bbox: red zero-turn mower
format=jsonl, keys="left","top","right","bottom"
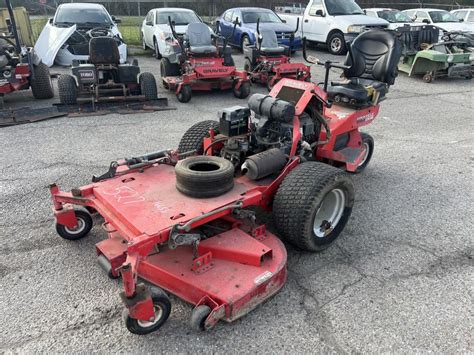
{"left": 49, "top": 29, "right": 401, "bottom": 335}
{"left": 160, "top": 17, "right": 250, "bottom": 103}
{"left": 244, "top": 18, "right": 310, "bottom": 91}
{"left": 0, "top": 0, "right": 53, "bottom": 108}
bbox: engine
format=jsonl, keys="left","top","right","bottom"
{"left": 216, "top": 94, "right": 321, "bottom": 180}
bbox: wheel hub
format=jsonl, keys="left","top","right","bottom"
{"left": 358, "top": 142, "right": 370, "bottom": 167}
{"left": 137, "top": 305, "right": 163, "bottom": 327}
{"left": 313, "top": 189, "right": 346, "bottom": 238}
{"left": 331, "top": 38, "right": 342, "bottom": 52}
{"left": 64, "top": 218, "right": 85, "bottom": 235}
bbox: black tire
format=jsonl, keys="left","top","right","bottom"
{"left": 233, "top": 80, "right": 250, "bottom": 99}
{"left": 57, "top": 74, "right": 78, "bottom": 105}
{"left": 30, "top": 62, "right": 54, "bottom": 99}
{"left": 175, "top": 156, "right": 234, "bottom": 198}
{"left": 273, "top": 162, "right": 355, "bottom": 252}
{"left": 160, "top": 57, "right": 180, "bottom": 77}
{"left": 327, "top": 32, "right": 347, "bottom": 56}
{"left": 423, "top": 73, "right": 434, "bottom": 83}
{"left": 153, "top": 39, "right": 162, "bottom": 59}
{"left": 139, "top": 72, "right": 157, "bottom": 100}
{"left": 55, "top": 207, "right": 93, "bottom": 241}
{"left": 354, "top": 133, "right": 374, "bottom": 174}
{"left": 178, "top": 120, "right": 220, "bottom": 157}
{"left": 177, "top": 84, "right": 192, "bottom": 103}
{"left": 123, "top": 287, "right": 171, "bottom": 335}
{"left": 241, "top": 34, "right": 250, "bottom": 52}
{"left": 190, "top": 305, "right": 211, "bottom": 331}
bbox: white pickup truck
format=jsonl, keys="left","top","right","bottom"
{"left": 278, "top": 0, "right": 389, "bottom": 55}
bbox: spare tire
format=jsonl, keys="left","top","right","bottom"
{"left": 175, "top": 156, "right": 234, "bottom": 198}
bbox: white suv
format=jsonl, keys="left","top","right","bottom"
{"left": 451, "top": 9, "right": 474, "bottom": 24}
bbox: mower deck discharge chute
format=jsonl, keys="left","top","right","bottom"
{"left": 161, "top": 17, "right": 250, "bottom": 103}
{"left": 49, "top": 29, "right": 402, "bottom": 335}
{"left": 244, "top": 18, "right": 311, "bottom": 90}
{"left": 57, "top": 36, "right": 170, "bottom": 113}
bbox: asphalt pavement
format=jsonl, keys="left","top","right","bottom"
{"left": 1, "top": 47, "right": 473, "bottom": 353}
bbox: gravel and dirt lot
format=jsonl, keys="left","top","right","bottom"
{"left": 1, "top": 47, "right": 473, "bottom": 353}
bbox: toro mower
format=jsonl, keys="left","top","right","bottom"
{"left": 244, "top": 18, "right": 310, "bottom": 90}
{"left": 49, "top": 29, "right": 401, "bottom": 335}
{"left": 160, "top": 17, "right": 250, "bottom": 103}
{"left": 57, "top": 35, "right": 159, "bottom": 106}
{"left": 397, "top": 25, "right": 473, "bottom": 83}
{"left": 0, "top": 0, "right": 53, "bottom": 108}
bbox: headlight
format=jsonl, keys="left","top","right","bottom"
{"left": 447, "top": 54, "right": 454, "bottom": 63}
{"left": 347, "top": 25, "right": 364, "bottom": 33}
{"left": 160, "top": 32, "right": 172, "bottom": 41}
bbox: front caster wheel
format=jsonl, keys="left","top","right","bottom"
{"left": 123, "top": 287, "right": 171, "bottom": 335}
{"left": 55, "top": 207, "right": 93, "bottom": 241}
{"left": 232, "top": 80, "right": 250, "bottom": 99}
{"left": 190, "top": 305, "right": 211, "bottom": 331}
{"left": 177, "top": 85, "right": 192, "bottom": 103}
{"left": 354, "top": 132, "right": 374, "bottom": 174}
{"left": 423, "top": 73, "right": 434, "bottom": 83}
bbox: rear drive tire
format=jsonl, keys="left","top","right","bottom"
{"left": 160, "top": 57, "right": 180, "bottom": 77}
{"left": 273, "top": 162, "right": 355, "bottom": 252}
{"left": 232, "top": 80, "right": 250, "bottom": 99}
{"left": 177, "top": 84, "right": 192, "bottom": 103}
{"left": 57, "top": 74, "right": 78, "bottom": 105}
{"left": 175, "top": 156, "right": 234, "bottom": 198}
{"left": 178, "top": 120, "right": 220, "bottom": 157}
{"left": 327, "top": 32, "right": 347, "bottom": 56}
{"left": 30, "top": 62, "right": 54, "bottom": 99}
{"left": 354, "top": 133, "right": 374, "bottom": 174}
{"left": 139, "top": 72, "right": 157, "bottom": 100}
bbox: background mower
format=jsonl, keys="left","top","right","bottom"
{"left": 397, "top": 25, "right": 473, "bottom": 83}
{"left": 48, "top": 29, "right": 401, "bottom": 336}
{"left": 0, "top": 0, "right": 53, "bottom": 108}
{"left": 57, "top": 36, "right": 158, "bottom": 105}
{"left": 244, "top": 18, "right": 310, "bottom": 90}
{"left": 160, "top": 16, "right": 250, "bottom": 103}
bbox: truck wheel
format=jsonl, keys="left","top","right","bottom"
{"left": 178, "top": 120, "right": 220, "bottom": 158}
{"left": 123, "top": 287, "right": 171, "bottom": 335}
{"left": 153, "top": 39, "right": 162, "bottom": 59}
{"left": 273, "top": 162, "right": 355, "bottom": 252}
{"left": 190, "top": 305, "right": 211, "bottom": 331}
{"left": 55, "top": 207, "right": 93, "bottom": 241}
{"left": 58, "top": 74, "right": 78, "bottom": 105}
{"left": 30, "top": 62, "right": 54, "bottom": 99}
{"left": 160, "top": 57, "right": 180, "bottom": 77}
{"left": 354, "top": 133, "right": 374, "bottom": 173}
{"left": 327, "top": 32, "right": 347, "bottom": 56}
{"left": 139, "top": 72, "right": 157, "bottom": 100}
{"left": 177, "top": 84, "right": 192, "bottom": 103}
{"left": 175, "top": 156, "right": 234, "bottom": 198}
{"left": 233, "top": 80, "right": 250, "bottom": 99}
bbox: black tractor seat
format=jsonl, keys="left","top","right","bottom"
{"left": 186, "top": 23, "right": 217, "bottom": 55}
{"left": 326, "top": 30, "right": 402, "bottom": 107}
{"left": 259, "top": 29, "right": 286, "bottom": 56}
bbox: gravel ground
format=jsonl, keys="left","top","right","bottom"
{"left": 1, "top": 47, "right": 473, "bottom": 353}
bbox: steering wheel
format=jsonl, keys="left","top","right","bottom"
{"left": 87, "top": 27, "right": 113, "bottom": 38}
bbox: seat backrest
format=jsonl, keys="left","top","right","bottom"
{"left": 396, "top": 25, "right": 439, "bottom": 54}
{"left": 343, "top": 30, "right": 402, "bottom": 85}
{"left": 186, "top": 22, "right": 212, "bottom": 48}
{"left": 89, "top": 37, "right": 120, "bottom": 65}
{"left": 260, "top": 29, "right": 279, "bottom": 49}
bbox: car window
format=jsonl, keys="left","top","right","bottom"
{"left": 145, "top": 11, "right": 153, "bottom": 24}
{"left": 308, "top": 0, "right": 324, "bottom": 16}
{"left": 429, "top": 10, "right": 460, "bottom": 23}
{"left": 377, "top": 10, "right": 412, "bottom": 23}
{"left": 224, "top": 11, "right": 233, "bottom": 22}
{"left": 365, "top": 10, "right": 376, "bottom": 17}
{"left": 325, "top": 0, "right": 365, "bottom": 16}
{"left": 452, "top": 11, "right": 467, "bottom": 20}
{"left": 55, "top": 7, "right": 112, "bottom": 25}
{"left": 468, "top": 11, "right": 474, "bottom": 22}
{"left": 404, "top": 10, "right": 415, "bottom": 19}
{"left": 156, "top": 11, "right": 201, "bottom": 25}
{"left": 414, "top": 11, "right": 429, "bottom": 22}
{"left": 231, "top": 11, "right": 240, "bottom": 23}
{"left": 241, "top": 10, "right": 282, "bottom": 23}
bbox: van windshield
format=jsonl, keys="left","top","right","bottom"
{"left": 55, "top": 7, "right": 112, "bottom": 26}
{"left": 325, "top": 0, "right": 364, "bottom": 16}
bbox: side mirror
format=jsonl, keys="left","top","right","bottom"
{"left": 363, "top": 9, "right": 367, "bottom": 15}
{"left": 48, "top": 18, "right": 53, "bottom": 24}
{"left": 315, "top": 9, "right": 325, "bottom": 17}
{"left": 422, "top": 19, "right": 431, "bottom": 24}
{"left": 112, "top": 16, "right": 121, "bottom": 24}
{"left": 459, "top": 18, "right": 464, "bottom": 22}
{"left": 282, "top": 19, "right": 287, "bottom": 23}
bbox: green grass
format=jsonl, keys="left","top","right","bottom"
{"left": 30, "top": 16, "right": 143, "bottom": 46}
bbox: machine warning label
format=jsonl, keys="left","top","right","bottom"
{"left": 254, "top": 271, "right": 273, "bottom": 285}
